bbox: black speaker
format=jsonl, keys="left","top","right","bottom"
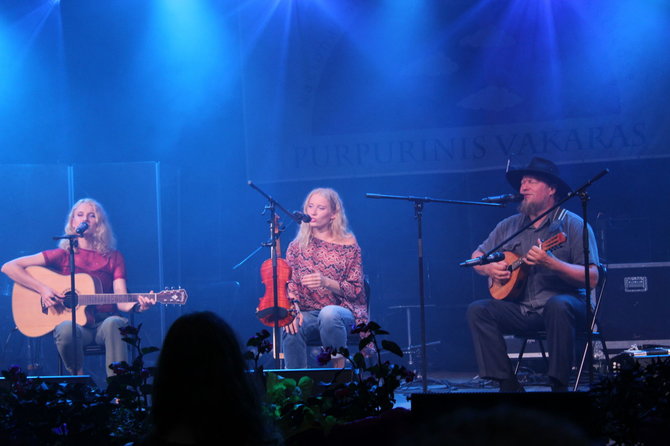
{"left": 601, "top": 262, "right": 670, "bottom": 347}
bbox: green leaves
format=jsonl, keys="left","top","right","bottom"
{"left": 253, "top": 321, "right": 416, "bottom": 443}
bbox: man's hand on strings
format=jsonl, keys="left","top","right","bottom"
{"left": 524, "top": 239, "right": 555, "bottom": 269}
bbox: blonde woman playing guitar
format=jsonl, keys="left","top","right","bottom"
{"left": 2, "top": 198, "right": 157, "bottom": 376}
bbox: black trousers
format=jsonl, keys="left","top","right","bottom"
{"left": 467, "top": 294, "right": 586, "bottom": 386}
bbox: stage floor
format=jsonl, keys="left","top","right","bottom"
{"left": 392, "top": 370, "right": 596, "bottom": 409}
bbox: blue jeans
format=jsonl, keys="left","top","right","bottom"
{"left": 282, "top": 305, "right": 355, "bottom": 369}
{"left": 53, "top": 315, "right": 129, "bottom": 376}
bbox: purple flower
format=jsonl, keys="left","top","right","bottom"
{"left": 259, "top": 339, "right": 273, "bottom": 355}
{"left": 317, "top": 347, "right": 335, "bottom": 366}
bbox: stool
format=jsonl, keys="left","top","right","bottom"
{"left": 58, "top": 344, "right": 106, "bottom": 376}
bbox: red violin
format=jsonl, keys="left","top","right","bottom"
{"left": 256, "top": 216, "right": 295, "bottom": 327}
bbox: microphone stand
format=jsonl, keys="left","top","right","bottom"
{"left": 366, "top": 193, "right": 502, "bottom": 393}
{"left": 459, "top": 169, "right": 609, "bottom": 390}
{"left": 572, "top": 169, "right": 609, "bottom": 390}
{"left": 247, "top": 181, "right": 306, "bottom": 369}
{"left": 52, "top": 232, "right": 83, "bottom": 375}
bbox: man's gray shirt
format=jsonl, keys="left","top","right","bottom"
{"left": 478, "top": 207, "right": 599, "bottom": 315}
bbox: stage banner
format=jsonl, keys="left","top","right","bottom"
{"left": 238, "top": 0, "right": 670, "bottom": 183}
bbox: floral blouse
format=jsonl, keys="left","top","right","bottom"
{"left": 286, "top": 237, "right": 367, "bottom": 326}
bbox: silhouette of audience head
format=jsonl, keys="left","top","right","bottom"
{"left": 147, "top": 311, "right": 275, "bottom": 445}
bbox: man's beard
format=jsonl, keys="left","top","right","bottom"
{"left": 518, "top": 199, "right": 543, "bottom": 217}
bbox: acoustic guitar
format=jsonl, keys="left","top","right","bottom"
{"left": 12, "top": 266, "right": 188, "bottom": 337}
{"left": 488, "top": 232, "right": 567, "bottom": 300}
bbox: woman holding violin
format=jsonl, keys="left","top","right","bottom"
{"left": 283, "top": 187, "right": 367, "bottom": 369}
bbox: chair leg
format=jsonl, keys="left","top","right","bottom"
{"left": 599, "top": 336, "right": 611, "bottom": 375}
{"left": 515, "top": 338, "right": 529, "bottom": 375}
{"left": 537, "top": 339, "right": 548, "bottom": 367}
{"left": 573, "top": 336, "right": 600, "bottom": 391}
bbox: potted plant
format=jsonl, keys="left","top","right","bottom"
{"left": 246, "top": 322, "right": 415, "bottom": 445}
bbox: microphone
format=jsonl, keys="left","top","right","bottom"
{"left": 292, "top": 211, "right": 312, "bottom": 223}
{"left": 75, "top": 221, "right": 89, "bottom": 235}
{"left": 481, "top": 194, "right": 523, "bottom": 204}
{"left": 459, "top": 252, "right": 505, "bottom": 267}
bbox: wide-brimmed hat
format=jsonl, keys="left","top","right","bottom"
{"left": 506, "top": 157, "right": 572, "bottom": 198}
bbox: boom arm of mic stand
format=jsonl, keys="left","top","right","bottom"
{"left": 366, "top": 193, "right": 504, "bottom": 207}
{"left": 248, "top": 181, "right": 305, "bottom": 224}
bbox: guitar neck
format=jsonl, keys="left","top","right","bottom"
{"left": 509, "top": 258, "right": 524, "bottom": 271}
{"left": 77, "top": 293, "right": 150, "bottom": 306}
{"left": 508, "top": 232, "right": 567, "bottom": 271}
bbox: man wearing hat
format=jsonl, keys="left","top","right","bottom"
{"left": 466, "top": 157, "right": 600, "bottom": 392}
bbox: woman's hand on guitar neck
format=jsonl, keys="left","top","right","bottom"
{"left": 136, "top": 294, "right": 156, "bottom": 312}
{"left": 118, "top": 293, "right": 156, "bottom": 313}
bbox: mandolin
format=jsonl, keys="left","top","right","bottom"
{"left": 488, "top": 232, "right": 567, "bottom": 300}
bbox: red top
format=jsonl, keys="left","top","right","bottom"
{"left": 286, "top": 237, "right": 367, "bottom": 326}
{"left": 42, "top": 248, "right": 126, "bottom": 318}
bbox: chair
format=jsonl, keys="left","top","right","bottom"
{"left": 58, "top": 343, "right": 106, "bottom": 376}
{"left": 512, "top": 264, "right": 611, "bottom": 388}
{"left": 57, "top": 313, "right": 136, "bottom": 376}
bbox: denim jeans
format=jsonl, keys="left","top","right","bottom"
{"left": 282, "top": 305, "right": 355, "bottom": 369}
{"left": 53, "top": 315, "right": 129, "bottom": 376}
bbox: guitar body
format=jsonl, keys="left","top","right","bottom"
{"left": 488, "top": 251, "right": 527, "bottom": 300}
{"left": 12, "top": 266, "right": 98, "bottom": 338}
{"left": 11, "top": 266, "right": 189, "bottom": 338}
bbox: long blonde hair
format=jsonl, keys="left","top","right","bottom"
{"left": 58, "top": 198, "right": 117, "bottom": 254}
{"left": 294, "top": 188, "right": 353, "bottom": 249}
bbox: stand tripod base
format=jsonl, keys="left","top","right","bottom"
{"left": 398, "top": 376, "right": 453, "bottom": 393}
